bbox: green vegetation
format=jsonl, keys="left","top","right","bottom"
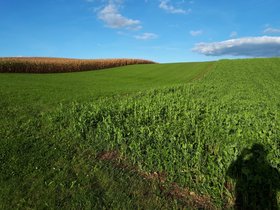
{"left": 0, "top": 62, "right": 211, "bottom": 113}
{"left": 0, "top": 61, "right": 212, "bottom": 209}
{"left": 1, "top": 58, "right": 279, "bottom": 209}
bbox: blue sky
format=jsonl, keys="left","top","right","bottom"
{"left": 1, "top": 0, "right": 280, "bottom": 63}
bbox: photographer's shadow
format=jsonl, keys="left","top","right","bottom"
{"left": 227, "top": 143, "right": 280, "bottom": 210}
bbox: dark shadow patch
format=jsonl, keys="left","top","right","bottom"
{"left": 227, "top": 143, "right": 280, "bottom": 209}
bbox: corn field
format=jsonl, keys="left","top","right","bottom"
{"left": 0, "top": 57, "right": 155, "bottom": 73}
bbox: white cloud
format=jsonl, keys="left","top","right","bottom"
{"left": 159, "top": 0, "right": 190, "bottom": 14}
{"left": 190, "top": 30, "right": 203, "bottom": 36}
{"left": 263, "top": 27, "right": 280, "bottom": 34}
{"left": 134, "top": 33, "right": 158, "bottom": 40}
{"left": 230, "top": 31, "right": 238, "bottom": 38}
{"left": 97, "top": 3, "right": 141, "bottom": 30}
{"left": 193, "top": 36, "right": 280, "bottom": 57}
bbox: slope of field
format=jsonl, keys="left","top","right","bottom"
{"left": 0, "top": 61, "right": 213, "bottom": 209}
{"left": 0, "top": 62, "right": 212, "bottom": 112}
{"left": 0, "top": 57, "right": 155, "bottom": 73}
{"left": 45, "top": 58, "right": 280, "bottom": 208}
{"left": 1, "top": 58, "right": 280, "bottom": 209}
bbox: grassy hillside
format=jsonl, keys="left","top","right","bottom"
{"left": 0, "top": 61, "right": 212, "bottom": 209}
{"left": 1, "top": 58, "right": 280, "bottom": 209}
{"left": 0, "top": 62, "right": 212, "bottom": 112}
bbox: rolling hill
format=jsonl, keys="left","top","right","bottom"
{"left": 0, "top": 58, "right": 279, "bottom": 209}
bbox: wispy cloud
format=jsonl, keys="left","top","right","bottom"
{"left": 193, "top": 36, "right": 280, "bottom": 57}
{"left": 190, "top": 30, "right": 203, "bottom": 36}
{"left": 263, "top": 27, "right": 280, "bottom": 34}
{"left": 97, "top": 2, "right": 141, "bottom": 30}
{"left": 230, "top": 31, "right": 238, "bottom": 38}
{"left": 159, "top": 0, "right": 190, "bottom": 14}
{"left": 135, "top": 33, "right": 158, "bottom": 40}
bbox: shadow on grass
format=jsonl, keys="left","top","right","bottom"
{"left": 227, "top": 143, "right": 280, "bottom": 210}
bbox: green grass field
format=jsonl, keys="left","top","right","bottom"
{"left": 0, "top": 62, "right": 211, "bottom": 110}
{"left": 1, "top": 58, "right": 279, "bottom": 209}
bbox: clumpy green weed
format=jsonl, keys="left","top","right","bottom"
{"left": 1, "top": 58, "right": 280, "bottom": 209}
{"left": 53, "top": 59, "right": 280, "bottom": 208}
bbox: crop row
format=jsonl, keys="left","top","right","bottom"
{"left": 0, "top": 57, "right": 155, "bottom": 73}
